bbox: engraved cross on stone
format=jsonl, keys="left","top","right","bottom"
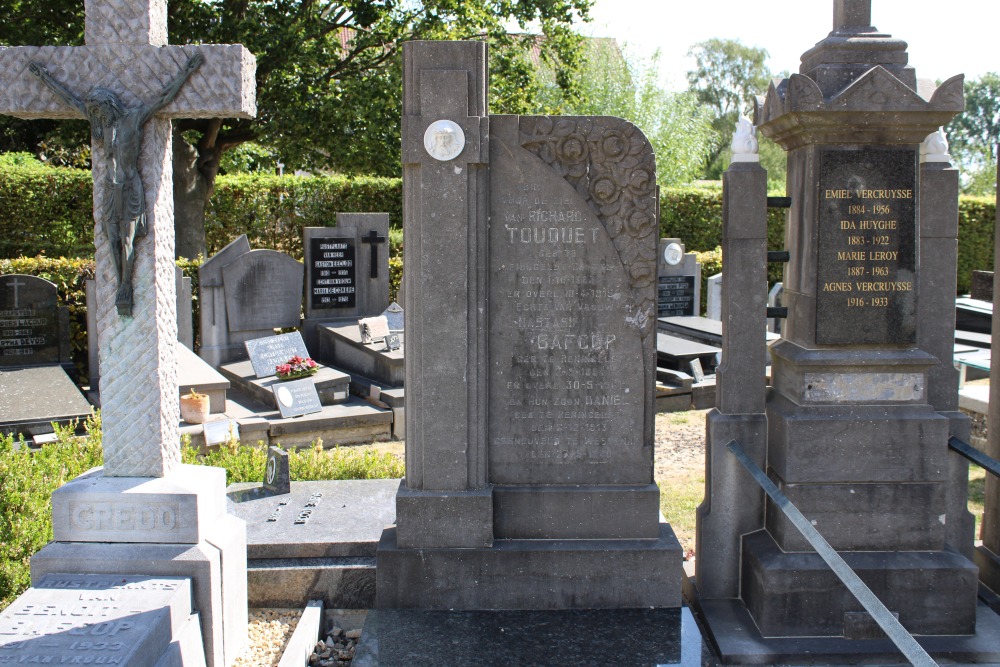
{"left": 834, "top": 0, "right": 873, "bottom": 32}
{"left": 5, "top": 278, "right": 26, "bottom": 309}
{"left": 0, "top": 0, "right": 255, "bottom": 478}
{"left": 361, "top": 230, "right": 387, "bottom": 279}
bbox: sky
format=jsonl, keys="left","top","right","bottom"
{"left": 577, "top": 0, "right": 999, "bottom": 91}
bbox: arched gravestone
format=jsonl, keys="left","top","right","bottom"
{"left": 376, "top": 41, "right": 682, "bottom": 610}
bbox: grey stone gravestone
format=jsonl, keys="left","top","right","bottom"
{"left": 0, "top": 0, "right": 256, "bottom": 664}
{"left": 245, "top": 331, "right": 311, "bottom": 379}
{"left": 695, "top": 2, "right": 1000, "bottom": 662}
{"left": 272, "top": 377, "right": 323, "bottom": 419}
{"left": 704, "top": 273, "right": 722, "bottom": 320}
{"left": 982, "top": 150, "right": 1000, "bottom": 606}
{"left": 0, "top": 274, "right": 92, "bottom": 436}
{"left": 0, "top": 574, "right": 205, "bottom": 667}
{"left": 375, "top": 41, "right": 681, "bottom": 611}
{"left": 657, "top": 238, "right": 700, "bottom": 317}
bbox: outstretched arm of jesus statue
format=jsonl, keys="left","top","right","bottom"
{"left": 28, "top": 63, "right": 87, "bottom": 118}
{"left": 141, "top": 51, "right": 204, "bottom": 123}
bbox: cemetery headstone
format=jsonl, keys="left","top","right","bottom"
{"left": 695, "top": 3, "right": 1000, "bottom": 662}
{"left": 245, "top": 331, "right": 311, "bottom": 379}
{"left": 0, "top": 1, "right": 256, "bottom": 664}
{"left": 982, "top": 149, "right": 1000, "bottom": 606}
{"left": 375, "top": 41, "right": 681, "bottom": 612}
{"left": 704, "top": 273, "right": 722, "bottom": 320}
{"left": 972, "top": 270, "right": 993, "bottom": 302}
{"left": 382, "top": 302, "right": 404, "bottom": 332}
{"left": 358, "top": 316, "right": 390, "bottom": 344}
{"left": 0, "top": 274, "right": 92, "bottom": 436}
{"left": 272, "top": 377, "right": 323, "bottom": 419}
{"left": 304, "top": 213, "right": 390, "bottom": 322}
{"left": 657, "top": 238, "right": 700, "bottom": 317}
{"left": 0, "top": 274, "right": 71, "bottom": 369}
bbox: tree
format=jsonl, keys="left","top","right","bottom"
{"left": 946, "top": 73, "right": 1000, "bottom": 196}
{"left": 686, "top": 38, "right": 772, "bottom": 178}
{"left": 1, "top": 0, "right": 592, "bottom": 258}
{"left": 538, "top": 41, "right": 717, "bottom": 187}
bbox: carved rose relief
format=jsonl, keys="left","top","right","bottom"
{"left": 521, "top": 116, "right": 657, "bottom": 331}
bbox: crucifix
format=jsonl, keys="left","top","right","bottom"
{"left": 4, "top": 277, "right": 26, "bottom": 309}
{"left": 361, "top": 229, "right": 387, "bottom": 278}
{"left": 0, "top": 0, "right": 255, "bottom": 477}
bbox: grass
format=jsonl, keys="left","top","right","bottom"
{"left": 658, "top": 472, "right": 704, "bottom": 557}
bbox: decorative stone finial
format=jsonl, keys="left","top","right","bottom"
{"left": 730, "top": 115, "right": 759, "bottom": 163}
{"left": 920, "top": 127, "right": 951, "bottom": 163}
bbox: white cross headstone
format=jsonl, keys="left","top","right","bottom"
{"left": 0, "top": 0, "right": 255, "bottom": 477}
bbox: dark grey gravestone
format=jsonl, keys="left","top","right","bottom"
{"left": 378, "top": 41, "right": 682, "bottom": 613}
{"left": 304, "top": 213, "right": 390, "bottom": 321}
{"left": 223, "top": 249, "right": 303, "bottom": 333}
{"left": 264, "top": 446, "right": 290, "bottom": 494}
{"left": 0, "top": 574, "right": 201, "bottom": 666}
{"left": 272, "top": 377, "right": 323, "bottom": 419}
{"left": 245, "top": 331, "right": 311, "bottom": 379}
{"left": 657, "top": 239, "right": 701, "bottom": 317}
{"left": 696, "top": 1, "right": 992, "bottom": 660}
{"left": 0, "top": 274, "right": 70, "bottom": 368}
{"left": 972, "top": 270, "right": 994, "bottom": 302}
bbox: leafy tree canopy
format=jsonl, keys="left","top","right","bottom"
{"left": 946, "top": 72, "right": 1000, "bottom": 196}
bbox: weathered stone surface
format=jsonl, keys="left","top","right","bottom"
{"left": 0, "top": 366, "right": 93, "bottom": 436}
{"left": 0, "top": 574, "right": 197, "bottom": 667}
{"left": 223, "top": 251, "right": 303, "bottom": 333}
{"left": 0, "top": 274, "right": 70, "bottom": 367}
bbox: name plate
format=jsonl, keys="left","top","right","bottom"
{"left": 816, "top": 148, "right": 917, "bottom": 345}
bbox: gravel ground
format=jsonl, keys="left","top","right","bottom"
{"left": 654, "top": 409, "right": 709, "bottom": 478}
{"left": 234, "top": 609, "right": 302, "bottom": 667}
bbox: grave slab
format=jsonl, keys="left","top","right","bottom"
{"left": 0, "top": 366, "right": 93, "bottom": 436}
{"left": 352, "top": 607, "right": 706, "bottom": 667}
{"left": 219, "top": 359, "right": 349, "bottom": 410}
{"left": 0, "top": 574, "right": 200, "bottom": 667}
{"left": 178, "top": 343, "right": 229, "bottom": 414}
{"left": 313, "top": 323, "right": 404, "bottom": 387}
{"left": 227, "top": 479, "right": 398, "bottom": 608}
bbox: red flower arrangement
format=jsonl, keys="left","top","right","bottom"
{"left": 275, "top": 355, "right": 318, "bottom": 381}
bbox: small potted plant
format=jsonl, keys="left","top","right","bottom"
{"left": 275, "top": 355, "right": 319, "bottom": 381}
{"left": 179, "top": 387, "right": 210, "bottom": 424}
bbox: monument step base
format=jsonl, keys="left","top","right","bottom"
{"left": 695, "top": 598, "right": 1000, "bottom": 665}
{"left": 182, "top": 392, "right": 393, "bottom": 449}
{"left": 376, "top": 522, "right": 683, "bottom": 610}
{"left": 742, "top": 531, "right": 979, "bottom": 637}
{"left": 218, "top": 359, "right": 350, "bottom": 410}
{"left": 352, "top": 607, "right": 706, "bottom": 666}
{"left": 248, "top": 557, "right": 375, "bottom": 609}
{"left": 313, "top": 322, "right": 404, "bottom": 387}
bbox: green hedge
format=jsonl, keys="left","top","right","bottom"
{"left": 1, "top": 164, "right": 994, "bottom": 295}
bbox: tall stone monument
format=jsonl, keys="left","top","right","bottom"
{"left": 695, "top": 1, "right": 1000, "bottom": 662}
{"left": 0, "top": 1, "right": 255, "bottom": 665}
{"left": 376, "top": 41, "right": 681, "bottom": 609}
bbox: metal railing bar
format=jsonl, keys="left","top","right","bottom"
{"left": 948, "top": 436, "right": 1000, "bottom": 479}
{"left": 725, "top": 440, "right": 938, "bottom": 667}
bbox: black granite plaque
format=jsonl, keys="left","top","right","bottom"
{"left": 264, "top": 445, "right": 291, "bottom": 494}
{"left": 657, "top": 275, "right": 696, "bottom": 317}
{"left": 816, "top": 148, "right": 917, "bottom": 345}
{"left": 272, "top": 377, "right": 323, "bottom": 418}
{"left": 245, "top": 331, "right": 311, "bottom": 378}
{"left": 0, "top": 275, "right": 63, "bottom": 367}
{"left": 309, "top": 237, "right": 356, "bottom": 310}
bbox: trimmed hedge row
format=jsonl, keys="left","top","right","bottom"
{"left": 0, "top": 165, "right": 994, "bottom": 294}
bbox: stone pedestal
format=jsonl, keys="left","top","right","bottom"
{"left": 31, "top": 465, "right": 247, "bottom": 667}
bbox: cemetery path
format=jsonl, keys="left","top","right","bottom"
{"left": 654, "top": 409, "right": 708, "bottom": 479}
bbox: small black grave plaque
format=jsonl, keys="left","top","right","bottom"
{"left": 657, "top": 275, "right": 696, "bottom": 317}
{"left": 245, "top": 331, "right": 311, "bottom": 379}
{"left": 264, "top": 445, "right": 291, "bottom": 494}
{"left": 272, "top": 377, "right": 323, "bottom": 418}
{"left": 816, "top": 148, "right": 917, "bottom": 345}
{"left": 309, "top": 237, "right": 357, "bottom": 310}
{"left": 0, "top": 275, "right": 66, "bottom": 367}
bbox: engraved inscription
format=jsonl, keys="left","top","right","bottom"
{"left": 69, "top": 502, "right": 178, "bottom": 532}
{"left": 816, "top": 149, "right": 917, "bottom": 344}
{"left": 309, "top": 237, "right": 356, "bottom": 309}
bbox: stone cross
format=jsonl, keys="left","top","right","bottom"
{"left": 834, "top": 0, "right": 872, "bottom": 31}
{"left": 0, "top": 0, "right": 255, "bottom": 477}
{"left": 361, "top": 229, "right": 387, "bottom": 278}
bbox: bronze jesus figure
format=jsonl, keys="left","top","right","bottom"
{"left": 29, "top": 52, "right": 204, "bottom": 316}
